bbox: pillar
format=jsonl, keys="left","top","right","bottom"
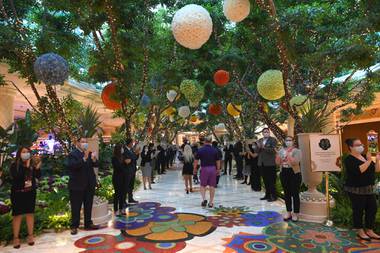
{"left": 0, "top": 86, "right": 16, "bottom": 129}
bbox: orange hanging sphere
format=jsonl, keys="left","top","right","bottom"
{"left": 101, "top": 83, "right": 122, "bottom": 110}
{"left": 213, "top": 70, "right": 230, "bottom": 87}
{"left": 208, "top": 104, "right": 222, "bottom": 116}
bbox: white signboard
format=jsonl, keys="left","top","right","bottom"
{"left": 310, "top": 134, "right": 341, "bottom": 172}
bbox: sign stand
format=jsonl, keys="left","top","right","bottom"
{"left": 324, "top": 172, "right": 333, "bottom": 227}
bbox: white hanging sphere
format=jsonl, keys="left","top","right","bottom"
{"left": 223, "top": 0, "right": 250, "bottom": 23}
{"left": 178, "top": 106, "right": 191, "bottom": 118}
{"left": 166, "top": 90, "right": 177, "bottom": 102}
{"left": 215, "top": 123, "right": 226, "bottom": 131}
{"left": 171, "top": 4, "right": 213, "bottom": 50}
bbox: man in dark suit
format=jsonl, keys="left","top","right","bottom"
{"left": 257, "top": 128, "right": 278, "bottom": 202}
{"left": 67, "top": 137, "right": 99, "bottom": 235}
{"left": 123, "top": 138, "right": 140, "bottom": 204}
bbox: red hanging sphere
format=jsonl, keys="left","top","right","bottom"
{"left": 101, "top": 83, "right": 122, "bottom": 110}
{"left": 208, "top": 104, "right": 223, "bottom": 116}
{"left": 213, "top": 70, "right": 230, "bottom": 87}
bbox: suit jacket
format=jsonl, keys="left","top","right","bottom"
{"left": 257, "top": 137, "right": 277, "bottom": 167}
{"left": 67, "top": 148, "right": 98, "bottom": 191}
{"left": 123, "top": 148, "right": 138, "bottom": 173}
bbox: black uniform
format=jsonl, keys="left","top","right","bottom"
{"left": 67, "top": 148, "right": 98, "bottom": 229}
{"left": 123, "top": 147, "right": 138, "bottom": 202}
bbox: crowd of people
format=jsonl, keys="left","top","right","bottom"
{"left": 7, "top": 129, "right": 380, "bottom": 248}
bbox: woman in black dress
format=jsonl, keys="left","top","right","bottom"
{"left": 182, "top": 144, "right": 194, "bottom": 194}
{"left": 112, "top": 144, "right": 127, "bottom": 215}
{"left": 223, "top": 144, "right": 233, "bottom": 175}
{"left": 344, "top": 138, "right": 380, "bottom": 241}
{"left": 10, "top": 146, "right": 41, "bottom": 248}
{"left": 250, "top": 141, "right": 261, "bottom": 191}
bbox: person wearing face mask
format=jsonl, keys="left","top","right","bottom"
{"left": 276, "top": 136, "right": 302, "bottom": 222}
{"left": 257, "top": 128, "right": 278, "bottom": 202}
{"left": 344, "top": 138, "right": 380, "bottom": 241}
{"left": 67, "top": 137, "right": 99, "bottom": 235}
{"left": 140, "top": 144, "right": 154, "bottom": 190}
{"left": 123, "top": 138, "right": 140, "bottom": 205}
{"left": 10, "top": 146, "right": 41, "bottom": 248}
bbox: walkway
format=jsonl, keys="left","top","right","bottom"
{"left": 2, "top": 163, "right": 380, "bottom": 252}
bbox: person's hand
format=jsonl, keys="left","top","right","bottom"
{"left": 84, "top": 150, "right": 90, "bottom": 159}
{"left": 91, "top": 152, "right": 97, "bottom": 161}
{"left": 366, "top": 152, "right": 372, "bottom": 161}
{"left": 126, "top": 158, "right": 132, "bottom": 164}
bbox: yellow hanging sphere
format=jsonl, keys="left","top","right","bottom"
{"left": 257, "top": 70, "right": 285, "bottom": 101}
{"left": 290, "top": 95, "right": 311, "bottom": 113}
{"left": 227, "top": 103, "right": 242, "bottom": 117}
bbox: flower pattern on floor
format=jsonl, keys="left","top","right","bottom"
{"left": 241, "top": 211, "right": 283, "bottom": 227}
{"left": 74, "top": 233, "right": 186, "bottom": 253}
{"left": 223, "top": 232, "right": 284, "bottom": 253}
{"left": 263, "top": 221, "right": 379, "bottom": 252}
{"left": 122, "top": 212, "right": 216, "bottom": 242}
{"left": 207, "top": 214, "right": 247, "bottom": 227}
{"left": 209, "top": 205, "right": 251, "bottom": 216}
{"left": 114, "top": 202, "right": 177, "bottom": 230}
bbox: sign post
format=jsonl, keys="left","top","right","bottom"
{"left": 309, "top": 134, "right": 342, "bottom": 226}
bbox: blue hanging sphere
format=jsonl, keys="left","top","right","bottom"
{"left": 140, "top": 94, "right": 151, "bottom": 107}
{"left": 33, "top": 53, "right": 69, "bottom": 85}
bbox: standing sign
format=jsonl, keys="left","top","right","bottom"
{"left": 309, "top": 134, "right": 342, "bottom": 172}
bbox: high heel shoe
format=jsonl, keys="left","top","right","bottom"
{"left": 186, "top": 189, "right": 189, "bottom": 194}
{"left": 13, "top": 238, "right": 20, "bottom": 249}
{"left": 27, "top": 235, "right": 35, "bottom": 246}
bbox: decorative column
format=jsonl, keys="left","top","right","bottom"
{"left": 0, "top": 86, "right": 16, "bottom": 129}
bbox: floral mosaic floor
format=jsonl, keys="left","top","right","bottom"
{"left": 2, "top": 164, "right": 380, "bottom": 252}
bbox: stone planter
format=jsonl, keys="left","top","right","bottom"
{"left": 91, "top": 196, "right": 112, "bottom": 225}
{"left": 298, "top": 133, "right": 335, "bottom": 223}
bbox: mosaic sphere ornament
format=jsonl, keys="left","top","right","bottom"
{"left": 180, "top": 79, "right": 198, "bottom": 98}
{"left": 171, "top": 4, "right": 213, "bottom": 49}
{"left": 208, "top": 104, "right": 223, "bottom": 116}
{"left": 215, "top": 123, "right": 226, "bottom": 131}
{"left": 213, "top": 70, "right": 230, "bottom": 87}
{"left": 190, "top": 115, "right": 198, "bottom": 123}
{"left": 290, "top": 95, "right": 311, "bottom": 113}
{"left": 101, "top": 83, "right": 122, "bottom": 110}
{"left": 140, "top": 94, "right": 151, "bottom": 107}
{"left": 167, "top": 90, "right": 178, "bottom": 102}
{"left": 223, "top": 0, "right": 251, "bottom": 23}
{"left": 33, "top": 53, "right": 69, "bottom": 85}
{"left": 178, "top": 106, "right": 191, "bottom": 118}
{"left": 227, "top": 103, "right": 242, "bottom": 117}
{"left": 257, "top": 70, "right": 285, "bottom": 101}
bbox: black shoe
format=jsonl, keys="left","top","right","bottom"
{"left": 267, "top": 197, "right": 277, "bottom": 202}
{"left": 129, "top": 199, "right": 139, "bottom": 204}
{"left": 121, "top": 229, "right": 128, "bottom": 237}
{"left": 241, "top": 181, "right": 247, "bottom": 184}
{"left": 223, "top": 172, "right": 227, "bottom": 175}
{"left": 84, "top": 224, "right": 99, "bottom": 230}
{"left": 151, "top": 181, "right": 155, "bottom": 184}
{"left": 70, "top": 228, "right": 78, "bottom": 235}
{"left": 208, "top": 203, "right": 214, "bottom": 208}
{"left": 260, "top": 196, "right": 269, "bottom": 200}
{"left": 246, "top": 182, "right": 251, "bottom": 185}
{"left": 201, "top": 200, "right": 208, "bottom": 207}
{"left": 357, "top": 234, "right": 371, "bottom": 241}
{"left": 186, "top": 190, "right": 189, "bottom": 194}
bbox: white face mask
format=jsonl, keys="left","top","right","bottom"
{"left": 353, "top": 146, "right": 364, "bottom": 154}
{"left": 81, "top": 143, "right": 89, "bottom": 151}
{"left": 21, "top": 152, "right": 31, "bottom": 161}
{"left": 285, "top": 141, "right": 293, "bottom": 147}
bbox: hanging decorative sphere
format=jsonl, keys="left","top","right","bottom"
{"left": 227, "top": 103, "right": 242, "bottom": 117}
{"left": 190, "top": 115, "right": 198, "bottom": 123}
{"left": 189, "top": 101, "right": 199, "bottom": 108}
{"left": 171, "top": 4, "right": 213, "bottom": 50}
{"left": 290, "top": 95, "right": 311, "bottom": 113}
{"left": 34, "top": 53, "right": 69, "bottom": 85}
{"left": 166, "top": 90, "right": 178, "bottom": 102}
{"left": 215, "top": 123, "right": 226, "bottom": 131}
{"left": 140, "top": 94, "right": 151, "bottom": 107}
{"left": 208, "top": 104, "right": 222, "bottom": 116}
{"left": 213, "top": 70, "right": 230, "bottom": 87}
{"left": 257, "top": 70, "right": 285, "bottom": 101}
{"left": 223, "top": 0, "right": 250, "bottom": 22}
{"left": 178, "top": 106, "right": 191, "bottom": 118}
{"left": 180, "top": 79, "right": 197, "bottom": 97}
{"left": 101, "top": 83, "right": 122, "bottom": 110}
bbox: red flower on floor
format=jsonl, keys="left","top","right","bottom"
{"left": 74, "top": 233, "right": 186, "bottom": 253}
{"left": 299, "top": 230, "right": 341, "bottom": 244}
{"left": 207, "top": 215, "right": 246, "bottom": 228}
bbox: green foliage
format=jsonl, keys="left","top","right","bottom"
{"left": 75, "top": 105, "right": 102, "bottom": 138}
{"left": 299, "top": 104, "right": 330, "bottom": 133}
